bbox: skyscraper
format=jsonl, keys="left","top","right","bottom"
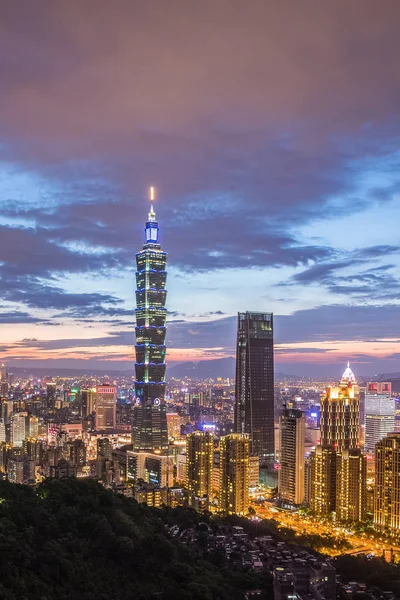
{"left": 374, "top": 433, "right": 400, "bottom": 532}
{"left": 320, "top": 363, "right": 360, "bottom": 451}
{"left": 235, "top": 312, "right": 274, "bottom": 468}
{"left": 95, "top": 385, "right": 116, "bottom": 430}
{"left": 81, "top": 388, "right": 96, "bottom": 418}
{"left": 336, "top": 448, "right": 366, "bottom": 522}
{"left": 310, "top": 363, "right": 366, "bottom": 521}
{"left": 133, "top": 188, "right": 168, "bottom": 454}
{"left": 11, "top": 412, "right": 27, "bottom": 448}
{"left": 278, "top": 407, "right": 305, "bottom": 506}
{"left": 186, "top": 431, "right": 214, "bottom": 508}
{"left": 364, "top": 382, "right": 394, "bottom": 456}
{"left": 219, "top": 433, "right": 250, "bottom": 516}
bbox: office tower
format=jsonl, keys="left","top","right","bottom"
{"left": 24, "top": 439, "right": 43, "bottom": 462}
{"left": 235, "top": 312, "right": 274, "bottom": 468}
{"left": 81, "top": 388, "right": 96, "bottom": 417}
{"left": 28, "top": 415, "right": 39, "bottom": 439}
{"left": 97, "top": 438, "right": 113, "bottom": 460}
{"left": 11, "top": 413, "right": 26, "bottom": 448}
{"left": 309, "top": 445, "right": 336, "bottom": 515}
{"left": 374, "top": 433, "right": 400, "bottom": 532}
{"left": 133, "top": 188, "right": 168, "bottom": 454}
{"left": 68, "top": 439, "right": 86, "bottom": 467}
{"left": 364, "top": 382, "right": 394, "bottom": 456}
{"left": 320, "top": 363, "right": 360, "bottom": 451}
{"left": 95, "top": 385, "right": 116, "bottom": 430}
{"left": 0, "top": 419, "right": 5, "bottom": 443}
{"left": 46, "top": 382, "right": 57, "bottom": 410}
{"left": 126, "top": 450, "right": 173, "bottom": 488}
{"left": 186, "top": 431, "right": 214, "bottom": 508}
{"left": 166, "top": 412, "right": 183, "bottom": 440}
{"left": 219, "top": 433, "right": 250, "bottom": 516}
{"left": 0, "top": 363, "right": 8, "bottom": 396}
{"left": 278, "top": 407, "right": 305, "bottom": 506}
{"left": 336, "top": 448, "right": 366, "bottom": 522}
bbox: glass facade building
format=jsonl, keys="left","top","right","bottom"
{"left": 133, "top": 195, "right": 168, "bottom": 453}
{"left": 234, "top": 311, "right": 274, "bottom": 468}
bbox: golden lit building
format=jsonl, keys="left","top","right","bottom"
{"left": 278, "top": 407, "right": 305, "bottom": 506}
{"left": 249, "top": 454, "right": 260, "bottom": 488}
{"left": 186, "top": 431, "right": 214, "bottom": 508}
{"left": 166, "top": 412, "right": 183, "bottom": 440}
{"left": 374, "top": 433, "right": 400, "bottom": 532}
{"left": 310, "top": 445, "right": 336, "bottom": 515}
{"left": 336, "top": 448, "right": 366, "bottom": 522}
{"left": 95, "top": 385, "right": 116, "bottom": 430}
{"left": 320, "top": 363, "right": 360, "bottom": 452}
{"left": 219, "top": 433, "right": 249, "bottom": 516}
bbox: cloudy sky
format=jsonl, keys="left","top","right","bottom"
{"left": 0, "top": 0, "right": 400, "bottom": 376}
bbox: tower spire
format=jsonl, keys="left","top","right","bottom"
{"left": 148, "top": 186, "right": 156, "bottom": 222}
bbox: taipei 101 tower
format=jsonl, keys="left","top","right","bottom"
{"left": 133, "top": 187, "right": 169, "bottom": 453}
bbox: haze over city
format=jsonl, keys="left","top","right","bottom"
{"left": 1, "top": 1, "right": 400, "bottom": 376}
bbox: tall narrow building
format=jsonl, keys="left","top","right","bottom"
{"left": 235, "top": 312, "right": 274, "bottom": 468}
{"left": 336, "top": 448, "right": 366, "bottom": 522}
{"left": 374, "top": 433, "right": 400, "bottom": 532}
{"left": 220, "top": 433, "right": 250, "bottom": 516}
{"left": 186, "top": 431, "right": 214, "bottom": 509}
{"left": 133, "top": 188, "right": 168, "bottom": 454}
{"left": 320, "top": 363, "right": 360, "bottom": 452}
{"left": 95, "top": 385, "right": 116, "bottom": 430}
{"left": 278, "top": 407, "right": 305, "bottom": 506}
{"left": 364, "top": 382, "right": 394, "bottom": 456}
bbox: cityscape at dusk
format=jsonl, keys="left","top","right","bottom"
{"left": 1, "top": 2, "right": 400, "bottom": 600}
{"left": 0, "top": 2, "right": 399, "bottom": 376}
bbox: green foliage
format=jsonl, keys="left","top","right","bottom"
{"left": 0, "top": 479, "right": 269, "bottom": 600}
{"left": 335, "top": 555, "right": 400, "bottom": 596}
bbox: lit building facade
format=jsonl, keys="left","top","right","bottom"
{"left": 186, "top": 431, "right": 214, "bottom": 507}
{"left": 336, "top": 448, "right": 366, "bottom": 522}
{"left": 95, "top": 385, "right": 116, "bottom": 430}
{"left": 364, "top": 382, "right": 394, "bottom": 456}
{"left": 235, "top": 312, "right": 274, "bottom": 468}
{"left": 133, "top": 189, "right": 168, "bottom": 454}
{"left": 374, "top": 433, "right": 400, "bottom": 532}
{"left": 310, "top": 445, "right": 336, "bottom": 515}
{"left": 126, "top": 450, "right": 173, "bottom": 488}
{"left": 81, "top": 388, "right": 96, "bottom": 418}
{"left": 219, "top": 433, "right": 250, "bottom": 516}
{"left": 320, "top": 363, "right": 360, "bottom": 452}
{"left": 11, "top": 412, "right": 27, "bottom": 448}
{"left": 278, "top": 407, "right": 305, "bottom": 506}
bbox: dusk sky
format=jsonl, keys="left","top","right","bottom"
{"left": 1, "top": 1, "right": 400, "bottom": 376}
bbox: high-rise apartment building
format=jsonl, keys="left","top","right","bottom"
{"left": 364, "top": 382, "right": 394, "bottom": 456}
{"left": 46, "top": 382, "right": 57, "bottom": 410}
{"left": 310, "top": 364, "right": 366, "bottom": 520}
{"left": 0, "top": 363, "right": 8, "bottom": 396}
{"left": 28, "top": 416, "right": 39, "bottom": 439}
{"left": 278, "top": 407, "right": 305, "bottom": 506}
{"left": 95, "top": 385, "right": 116, "bottom": 430}
{"left": 320, "top": 363, "right": 360, "bottom": 451}
{"left": 336, "top": 448, "right": 366, "bottom": 522}
{"left": 219, "top": 433, "right": 250, "bottom": 516}
{"left": 186, "top": 431, "right": 214, "bottom": 508}
{"left": 310, "top": 445, "right": 336, "bottom": 515}
{"left": 374, "top": 433, "right": 400, "bottom": 532}
{"left": 133, "top": 189, "right": 168, "bottom": 454}
{"left": 81, "top": 388, "right": 96, "bottom": 418}
{"left": 235, "top": 312, "right": 274, "bottom": 468}
{"left": 11, "top": 412, "right": 27, "bottom": 448}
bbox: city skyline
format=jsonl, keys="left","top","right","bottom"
{"left": 0, "top": 2, "right": 400, "bottom": 376}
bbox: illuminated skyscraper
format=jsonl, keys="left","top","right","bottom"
{"left": 81, "top": 388, "right": 96, "bottom": 418}
{"left": 336, "top": 448, "right": 366, "bottom": 522}
{"left": 278, "top": 407, "right": 305, "bottom": 506}
{"left": 95, "top": 385, "right": 116, "bottom": 430}
{"left": 320, "top": 363, "right": 360, "bottom": 451}
{"left": 364, "top": 382, "right": 394, "bottom": 456}
{"left": 310, "top": 445, "right": 336, "bottom": 515}
{"left": 133, "top": 188, "right": 168, "bottom": 454}
{"left": 310, "top": 364, "right": 366, "bottom": 520}
{"left": 186, "top": 431, "right": 214, "bottom": 508}
{"left": 220, "top": 433, "right": 250, "bottom": 516}
{"left": 374, "top": 433, "right": 400, "bottom": 532}
{"left": 235, "top": 312, "right": 274, "bottom": 468}
{"left": 11, "top": 412, "right": 27, "bottom": 448}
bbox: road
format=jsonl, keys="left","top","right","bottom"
{"left": 250, "top": 501, "right": 400, "bottom": 559}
